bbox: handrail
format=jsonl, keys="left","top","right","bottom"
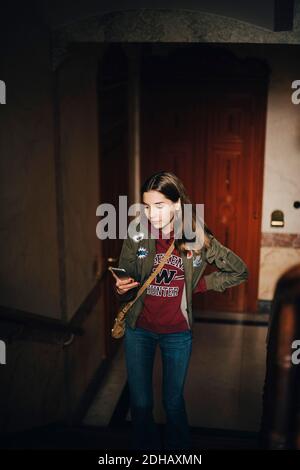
{"left": 0, "top": 307, "right": 83, "bottom": 335}
{"left": 0, "top": 267, "right": 108, "bottom": 346}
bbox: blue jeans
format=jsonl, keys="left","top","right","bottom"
{"left": 124, "top": 324, "right": 193, "bottom": 451}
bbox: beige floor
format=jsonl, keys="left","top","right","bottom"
{"left": 84, "top": 311, "right": 268, "bottom": 433}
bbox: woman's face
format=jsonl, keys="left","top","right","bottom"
{"left": 142, "top": 190, "right": 180, "bottom": 230}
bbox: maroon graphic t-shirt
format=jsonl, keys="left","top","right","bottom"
{"left": 136, "top": 226, "right": 207, "bottom": 334}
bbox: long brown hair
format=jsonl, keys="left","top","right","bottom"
{"left": 140, "top": 171, "right": 213, "bottom": 255}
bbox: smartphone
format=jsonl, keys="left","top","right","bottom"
{"left": 108, "top": 266, "right": 131, "bottom": 279}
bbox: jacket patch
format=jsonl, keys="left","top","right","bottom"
{"left": 193, "top": 255, "right": 203, "bottom": 267}
{"left": 132, "top": 232, "right": 145, "bottom": 242}
{"left": 137, "top": 247, "right": 149, "bottom": 259}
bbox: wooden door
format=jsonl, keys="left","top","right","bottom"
{"left": 202, "top": 86, "right": 256, "bottom": 312}
{"left": 140, "top": 45, "right": 269, "bottom": 313}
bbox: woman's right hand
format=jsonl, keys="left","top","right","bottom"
{"left": 111, "top": 273, "right": 140, "bottom": 295}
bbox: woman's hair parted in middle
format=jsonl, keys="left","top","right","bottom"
{"left": 141, "top": 171, "right": 214, "bottom": 255}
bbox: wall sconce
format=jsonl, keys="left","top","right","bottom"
{"left": 271, "top": 210, "right": 284, "bottom": 227}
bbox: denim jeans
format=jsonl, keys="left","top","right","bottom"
{"left": 124, "top": 324, "right": 193, "bottom": 451}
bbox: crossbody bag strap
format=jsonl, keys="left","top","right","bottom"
{"left": 120, "top": 239, "right": 175, "bottom": 315}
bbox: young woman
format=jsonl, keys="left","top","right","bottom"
{"left": 112, "top": 171, "right": 248, "bottom": 451}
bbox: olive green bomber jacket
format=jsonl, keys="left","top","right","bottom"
{"left": 116, "top": 226, "right": 249, "bottom": 330}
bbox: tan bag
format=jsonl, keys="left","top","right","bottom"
{"left": 110, "top": 240, "right": 175, "bottom": 339}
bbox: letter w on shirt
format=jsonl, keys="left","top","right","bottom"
{"left": 155, "top": 269, "right": 177, "bottom": 285}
